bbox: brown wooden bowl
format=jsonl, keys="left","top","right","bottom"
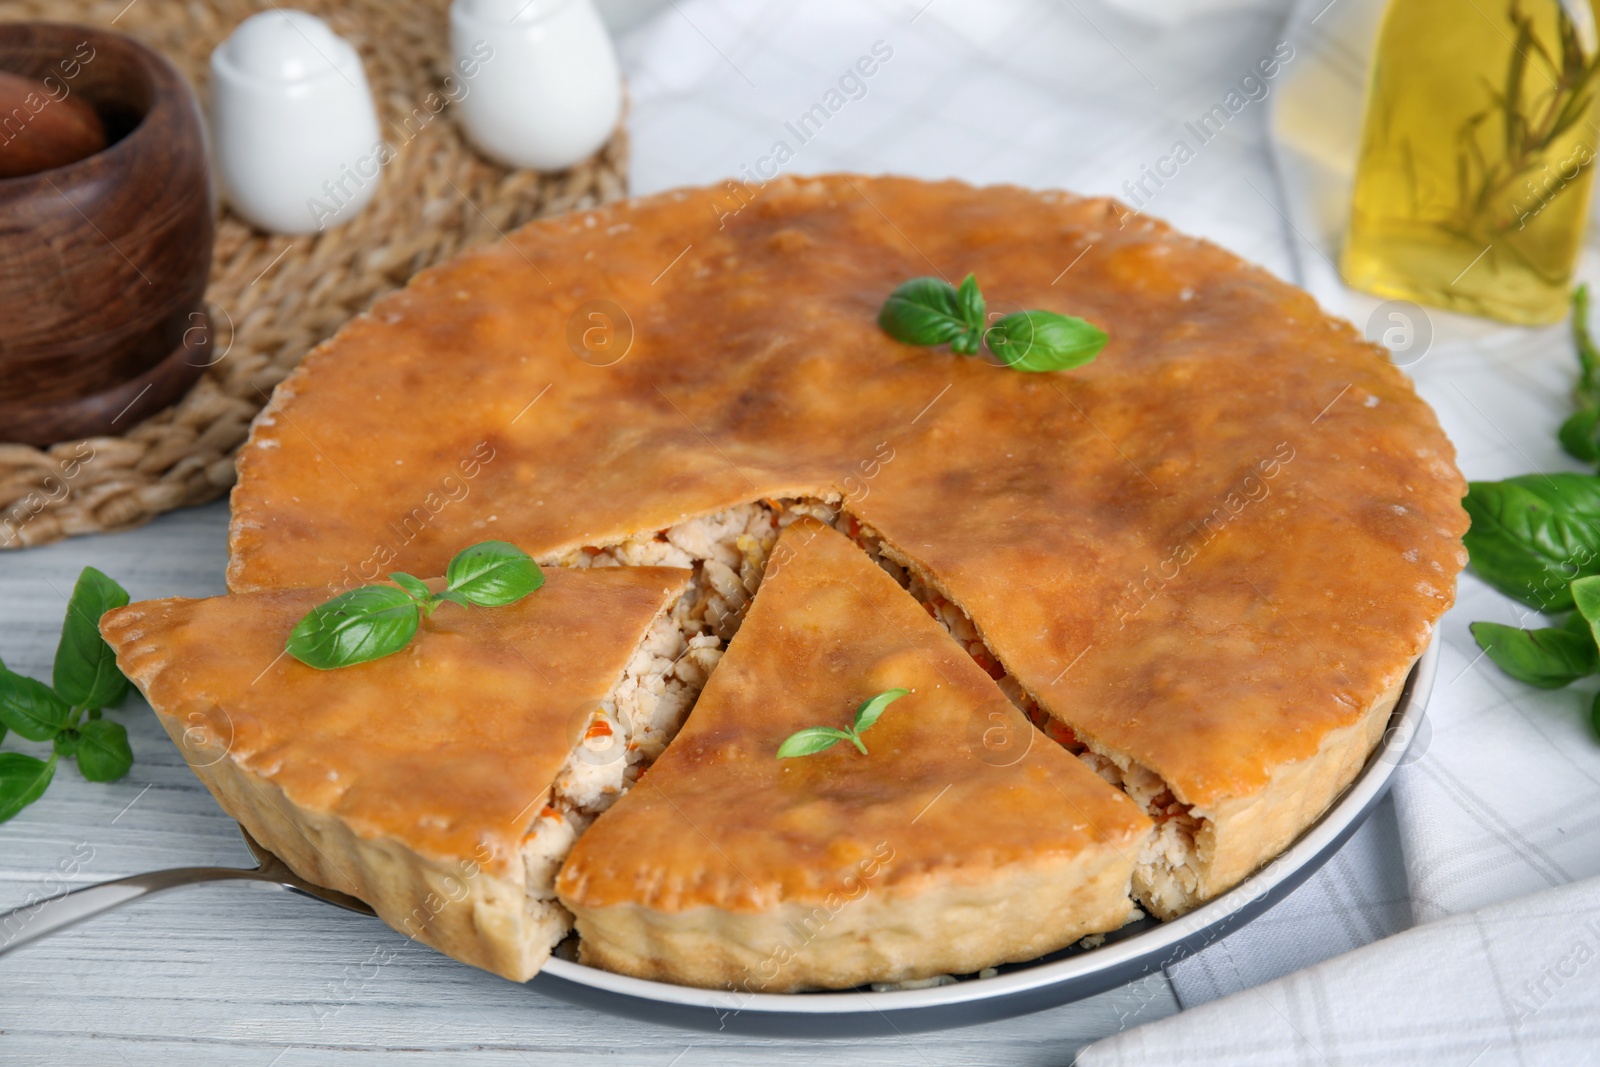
{"left": 0, "top": 21, "right": 214, "bottom": 447}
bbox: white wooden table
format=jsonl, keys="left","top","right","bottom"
{"left": 0, "top": 502, "right": 1177, "bottom": 1063}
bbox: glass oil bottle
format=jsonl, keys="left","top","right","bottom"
{"left": 1342, "top": 0, "right": 1600, "bottom": 324}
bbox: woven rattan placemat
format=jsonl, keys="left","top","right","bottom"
{"left": 0, "top": 0, "right": 627, "bottom": 549}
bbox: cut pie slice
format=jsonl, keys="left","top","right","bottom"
{"left": 557, "top": 518, "right": 1152, "bottom": 992}
{"left": 100, "top": 566, "right": 698, "bottom": 982}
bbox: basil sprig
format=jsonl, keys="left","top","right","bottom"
{"left": 1462, "top": 291, "right": 1600, "bottom": 743}
{"left": 878, "top": 274, "right": 1106, "bottom": 372}
{"left": 1559, "top": 285, "right": 1600, "bottom": 462}
{"left": 880, "top": 275, "right": 987, "bottom": 354}
{"left": 987, "top": 310, "right": 1108, "bottom": 372}
{"left": 0, "top": 567, "right": 135, "bottom": 824}
{"left": 1462, "top": 473, "right": 1600, "bottom": 611}
{"left": 287, "top": 541, "right": 543, "bottom": 670}
{"left": 1470, "top": 616, "right": 1599, "bottom": 689}
{"left": 776, "top": 688, "right": 909, "bottom": 759}
{"left": 1472, "top": 576, "right": 1600, "bottom": 738}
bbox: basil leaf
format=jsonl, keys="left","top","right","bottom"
{"left": 287, "top": 586, "right": 420, "bottom": 670}
{"left": 1563, "top": 608, "right": 1597, "bottom": 638}
{"left": 1559, "top": 407, "right": 1600, "bottom": 463}
{"left": 1462, "top": 475, "right": 1600, "bottom": 611}
{"left": 434, "top": 590, "right": 474, "bottom": 609}
{"left": 0, "top": 752, "right": 55, "bottom": 823}
{"left": 952, "top": 274, "right": 986, "bottom": 355}
{"left": 776, "top": 727, "right": 854, "bottom": 759}
{"left": 53, "top": 566, "right": 130, "bottom": 711}
{"left": 445, "top": 541, "right": 543, "bottom": 607}
{"left": 853, "top": 688, "right": 910, "bottom": 734}
{"left": 1573, "top": 575, "right": 1600, "bottom": 647}
{"left": 878, "top": 277, "right": 971, "bottom": 348}
{"left": 389, "top": 572, "right": 433, "bottom": 603}
{"left": 1592, "top": 689, "right": 1600, "bottom": 742}
{"left": 1574, "top": 283, "right": 1600, "bottom": 403}
{"left": 987, "top": 310, "right": 1107, "bottom": 372}
{"left": 75, "top": 719, "right": 133, "bottom": 782}
{"left": 0, "top": 666, "right": 72, "bottom": 741}
{"left": 54, "top": 729, "right": 78, "bottom": 758}
{"left": 1470, "top": 621, "right": 1599, "bottom": 688}
{"left": 1561, "top": 287, "right": 1600, "bottom": 464}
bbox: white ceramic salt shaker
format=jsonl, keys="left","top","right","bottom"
{"left": 209, "top": 11, "right": 383, "bottom": 234}
{"left": 449, "top": 0, "right": 622, "bottom": 171}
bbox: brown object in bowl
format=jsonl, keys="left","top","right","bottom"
{"left": 0, "top": 22, "right": 213, "bottom": 447}
{"left": 0, "top": 69, "right": 106, "bottom": 177}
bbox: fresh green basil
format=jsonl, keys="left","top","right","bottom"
{"left": 1469, "top": 621, "right": 1599, "bottom": 688}
{"left": 1560, "top": 285, "right": 1600, "bottom": 463}
{"left": 987, "top": 310, "right": 1108, "bottom": 372}
{"left": 878, "top": 274, "right": 1104, "bottom": 372}
{"left": 52, "top": 565, "right": 131, "bottom": 711}
{"left": 1467, "top": 290, "right": 1600, "bottom": 743}
{"left": 287, "top": 586, "right": 420, "bottom": 670}
{"left": 389, "top": 571, "right": 433, "bottom": 604}
{"left": 0, "top": 752, "right": 55, "bottom": 823}
{"left": 879, "top": 276, "right": 982, "bottom": 353}
{"left": 1559, "top": 408, "right": 1600, "bottom": 463}
{"left": 75, "top": 719, "right": 133, "bottom": 782}
{"left": 1573, "top": 575, "right": 1600, "bottom": 643}
{"left": 0, "top": 566, "right": 135, "bottom": 824}
{"left": 0, "top": 667, "right": 73, "bottom": 741}
{"left": 852, "top": 687, "right": 909, "bottom": 734}
{"left": 288, "top": 541, "right": 544, "bottom": 670}
{"left": 952, "top": 274, "right": 986, "bottom": 355}
{"left": 777, "top": 688, "right": 909, "bottom": 759}
{"left": 776, "top": 726, "right": 858, "bottom": 759}
{"left": 444, "top": 541, "right": 544, "bottom": 606}
{"left": 1462, "top": 474, "right": 1600, "bottom": 611}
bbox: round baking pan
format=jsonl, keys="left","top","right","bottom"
{"left": 529, "top": 640, "right": 1438, "bottom": 1036}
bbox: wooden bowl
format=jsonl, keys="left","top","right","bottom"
{"left": 0, "top": 21, "right": 214, "bottom": 447}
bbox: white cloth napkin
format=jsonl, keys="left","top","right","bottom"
{"left": 1081, "top": 873, "right": 1600, "bottom": 1065}
{"left": 619, "top": 0, "right": 1600, "bottom": 1053}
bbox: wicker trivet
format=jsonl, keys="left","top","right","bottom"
{"left": 0, "top": 0, "right": 627, "bottom": 549}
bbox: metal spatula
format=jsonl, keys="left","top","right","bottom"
{"left": 0, "top": 826, "right": 373, "bottom": 956}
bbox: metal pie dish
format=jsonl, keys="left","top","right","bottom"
{"left": 527, "top": 640, "right": 1437, "bottom": 1036}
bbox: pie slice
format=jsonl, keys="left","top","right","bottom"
{"left": 556, "top": 518, "right": 1152, "bottom": 992}
{"left": 99, "top": 565, "right": 699, "bottom": 982}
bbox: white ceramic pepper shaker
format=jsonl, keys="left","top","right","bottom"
{"left": 209, "top": 11, "right": 383, "bottom": 234}
{"left": 449, "top": 0, "right": 622, "bottom": 171}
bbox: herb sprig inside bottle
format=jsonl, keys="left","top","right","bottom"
{"left": 287, "top": 541, "right": 544, "bottom": 670}
{"left": 776, "top": 688, "right": 909, "bottom": 759}
{"left": 878, "top": 274, "right": 1107, "bottom": 372}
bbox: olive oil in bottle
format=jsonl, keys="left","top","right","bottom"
{"left": 1342, "top": 0, "right": 1600, "bottom": 324}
